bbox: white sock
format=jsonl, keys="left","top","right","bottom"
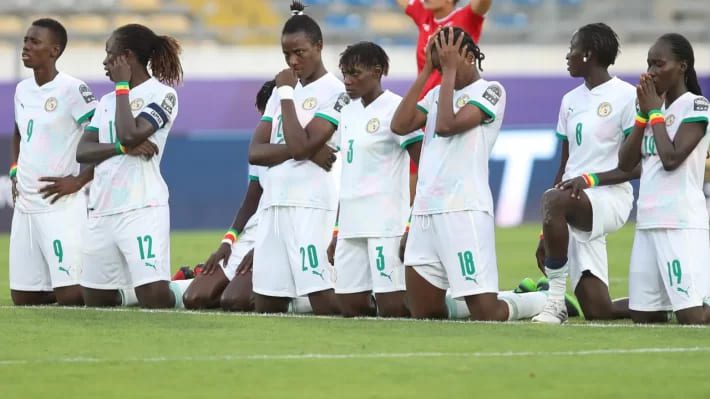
{"left": 169, "top": 279, "right": 192, "bottom": 309}
{"left": 445, "top": 291, "right": 470, "bottom": 320}
{"left": 119, "top": 288, "right": 139, "bottom": 307}
{"left": 498, "top": 291, "right": 548, "bottom": 320}
{"left": 288, "top": 297, "right": 313, "bottom": 314}
{"left": 544, "top": 264, "right": 569, "bottom": 302}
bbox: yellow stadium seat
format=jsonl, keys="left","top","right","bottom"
{"left": 65, "top": 15, "right": 110, "bottom": 35}
{"left": 367, "top": 12, "right": 411, "bottom": 34}
{"left": 122, "top": 0, "right": 161, "bottom": 12}
{"left": 0, "top": 15, "right": 24, "bottom": 36}
{"left": 113, "top": 14, "right": 150, "bottom": 28}
{"left": 151, "top": 14, "right": 192, "bottom": 35}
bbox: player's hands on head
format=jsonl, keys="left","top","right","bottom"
{"left": 435, "top": 27, "right": 466, "bottom": 72}
{"left": 555, "top": 176, "right": 589, "bottom": 199}
{"left": 422, "top": 27, "right": 443, "bottom": 74}
{"left": 125, "top": 140, "right": 159, "bottom": 159}
{"left": 310, "top": 145, "right": 337, "bottom": 171}
{"left": 535, "top": 238, "right": 546, "bottom": 276}
{"left": 203, "top": 242, "right": 232, "bottom": 275}
{"left": 398, "top": 232, "right": 408, "bottom": 263}
{"left": 636, "top": 73, "right": 663, "bottom": 114}
{"left": 108, "top": 55, "right": 132, "bottom": 83}
{"left": 327, "top": 236, "right": 337, "bottom": 265}
{"left": 275, "top": 68, "right": 298, "bottom": 88}
{"left": 235, "top": 248, "right": 254, "bottom": 275}
{"left": 38, "top": 175, "right": 84, "bottom": 204}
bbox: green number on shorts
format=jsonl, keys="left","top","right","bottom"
{"left": 26, "top": 119, "right": 34, "bottom": 142}
{"left": 136, "top": 235, "right": 155, "bottom": 260}
{"left": 346, "top": 139, "right": 354, "bottom": 164}
{"left": 275, "top": 115, "right": 284, "bottom": 144}
{"left": 300, "top": 244, "right": 318, "bottom": 271}
{"left": 643, "top": 136, "right": 657, "bottom": 156}
{"left": 375, "top": 246, "right": 385, "bottom": 271}
{"left": 575, "top": 122, "right": 582, "bottom": 146}
{"left": 109, "top": 120, "right": 115, "bottom": 144}
{"left": 457, "top": 250, "right": 476, "bottom": 277}
{"left": 53, "top": 239, "right": 63, "bottom": 263}
{"left": 666, "top": 259, "right": 682, "bottom": 286}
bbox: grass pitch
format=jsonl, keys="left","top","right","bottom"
{"left": 1, "top": 225, "right": 708, "bottom": 398}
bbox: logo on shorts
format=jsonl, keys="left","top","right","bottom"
{"left": 312, "top": 269, "right": 325, "bottom": 281}
{"left": 366, "top": 117, "right": 380, "bottom": 133}
{"left": 665, "top": 114, "right": 676, "bottom": 126}
{"left": 130, "top": 98, "right": 144, "bottom": 112}
{"left": 455, "top": 94, "right": 470, "bottom": 108}
{"left": 144, "top": 262, "right": 157, "bottom": 270}
{"left": 597, "top": 102, "right": 612, "bottom": 117}
{"left": 379, "top": 270, "right": 394, "bottom": 282}
{"left": 465, "top": 276, "right": 478, "bottom": 283}
{"left": 676, "top": 286, "right": 690, "bottom": 298}
{"left": 44, "top": 97, "right": 58, "bottom": 112}
{"left": 58, "top": 266, "right": 71, "bottom": 276}
{"left": 302, "top": 97, "right": 317, "bottom": 110}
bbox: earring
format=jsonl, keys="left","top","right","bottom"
{"left": 583, "top": 56, "right": 588, "bottom": 62}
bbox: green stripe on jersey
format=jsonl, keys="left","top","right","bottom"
{"left": 77, "top": 109, "right": 95, "bottom": 124}
{"left": 248, "top": 175, "right": 259, "bottom": 182}
{"left": 85, "top": 126, "right": 99, "bottom": 133}
{"left": 681, "top": 116, "right": 709, "bottom": 125}
{"left": 416, "top": 104, "right": 428, "bottom": 115}
{"left": 622, "top": 127, "right": 633, "bottom": 137}
{"left": 400, "top": 135, "right": 424, "bottom": 149}
{"left": 467, "top": 100, "right": 495, "bottom": 123}
{"left": 261, "top": 116, "right": 273, "bottom": 122}
{"left": 314, "top": 112, "right": 339, "bottom": 127}
{"left": 555, "top": 131, "right": 568, "bottom": 141}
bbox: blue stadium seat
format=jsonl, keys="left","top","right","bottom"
{"left": 343, "top": 0, "right": 375, "bottom": 6}
{"left": 324, "top": 13, "right": 364, "bottom": 30}
{"left": 491, "top": 13, "right": 529, "bottom": 28}
{"left": 512, "top": 0, "right": 542, "bottom": 6}
{"left": 558, "top": 0, "right": 582, "bottom": 5}
{"left": 304, "top": 0, "right": 333, "bottom": 6}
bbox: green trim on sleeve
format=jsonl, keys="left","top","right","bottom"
{"left": 416, "top": 104, "right": 428, "bottom": 115}
{"left": 681, "top": 116, "right": 709, "bottom": 125}
{"left": 77, "top": 109, "right": 95, "bottom": 124}
{"left": 555, "top": 131, "right": 568, "bottom": 141}
{"left": 314, "top": 112, "right": 339, "bottom": 127}
{"left": 400, "top": 135, "right": 424, "bottom": 149}
{"left": 622, "top": 127, "right": 633, "bottom": 137}
{"left": 85, "top": 126, "right": 99, "bottom": 133}
{"left": 260, "top": 116, "right": 273, "bottom": 122}
{"left": 248, "top": 175, "right": 259, "bottom": 182}
{"left": 467, "top": 100, "right": 495, "bottom": 123}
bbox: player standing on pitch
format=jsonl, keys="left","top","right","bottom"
{"left": 532, "top": 23, "right": 637, "bottom": 324}
{"left": 392, "top": 27, "right": 547, "bottom": 321}
{"left": 10, "top": 19, "right": 97, "bottom": 306}
{"left": 248, "top": 1, "right": 343, "bottom": 315}
{"left": 323, "top": 42, "right": 423, "bottom": 318}
{"left": 619, "top": 33, "right": 710, "bottom": 325}
{"left": 77, "top": 24, "right": 183, "bottom": 308}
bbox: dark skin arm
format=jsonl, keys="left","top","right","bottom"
{"left": 619, "top": 123, "right": 644, "bottom": 172}
{"left": 406, "top": 140, "right": 423, "bottom": 165}
{"left": 77, "top": 130, "right": 159, "bottom": 164}
{"left": 11, "top": 124, "right": 19, "bottom": 204}
{"left": 248, "top": 119, "right": 337, "bottom": 170}
{"left": 39, "top": 165, "right": 94, "bottom": 204}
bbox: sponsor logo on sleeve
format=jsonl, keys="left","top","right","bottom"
{"left": 694, "top": 97, "right": 709, "bottom": 112}
{"left": 79, "top": 84, "right": 96, "bottom": 104}
{"left": 161, "top": 93, "right": 176, "bottom": 115}
{"left": 333, "top": 93, "right": 350, "bottom": 113}
{"left": 483, "top": 84, "right": 501, "bottom": 106}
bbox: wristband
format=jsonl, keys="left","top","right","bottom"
{"left": 405, "top": 215, "right": 412, "bottom": 233}
{"left": 115, "top": 141, "right": 126, "bottom": 155}
{"left": 223, "top": 228, "right": 238, "bottom": 244}
{"left": 277, "top": 86, "right": 294, "bottom": 101}
{"left": 115, "top": 81, "right": 130, "bottom": 96}
{"left": 582, "top": 173, "right": 599, "bottom": 188}
{"left": 648, "top": 109, "right": 665, "bottom": 126}
{"left": 9, "top": 163, "right": 17, "bottom": 178}
{"left": 635, "top": 112, "right": 649, "bottom": 128}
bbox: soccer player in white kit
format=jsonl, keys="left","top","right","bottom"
{"left": 248, "top": 1, "right": 343, "bottom": 315}
{"left": 77, "top": 24, "right": 183, "bottom": 308}
{"left": 619, "top": 33, "right": 710, "bottom": 325}
{"left": 10, "top": 19, "right": 97, "bottom": 306}
{"left": 321, "top": 42, "right": 424, "bottom": 318}
{"left": 391, "top": 27, "right": 548, "bottom": 320}
{"left": 532, "top": 23, "right": 638, "bottom": 324}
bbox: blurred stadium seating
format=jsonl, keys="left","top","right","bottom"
{"left": 0, "top": 0, "right": 708, "bottom": 45}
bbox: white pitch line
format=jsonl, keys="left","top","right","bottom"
{"left": 0, "top": 305, "right": 706, "bottom": 329}
{"left": 0, "top": 347, "right": 708, "bottom": 366}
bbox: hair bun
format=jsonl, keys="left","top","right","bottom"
{"left": 291, "top": 10, "right": 304, "bottom": 16}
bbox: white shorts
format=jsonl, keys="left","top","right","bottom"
{"left": 81, "top": 206, "right": 170, "bottom": 290}
{"left": 404, "top": 211, "right": 498, "bottom": 299}
{"left": 629, "top": 228, "right": 710, "bottom": 312}
{"left": 567, "top": 184, "right": 633, "bottom": 289}
{"left": 252, "top": 206, "right": 336, "bottom": 297}
{"left": 9, "top": 195, "right": 87, "bottom": 291}
{"left": 334, "top": 236, "right": 406, "bottom": 294}
{"left": 221, "top": 224, "right": 257, "bottom": 281}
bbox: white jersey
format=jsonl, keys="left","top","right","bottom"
{"left": 556, "top": 77, "right": 636, "bottom": 187}
{"left": 13, "top": 72, "right": 97, "bottom": 213}
{"left": 243, "top": 164, "right": 266, "bottom": 231}
{"left": 637, "top": 92, "right": 710, "bottom": 229}
{"left": 260, "top": 73, "right": 344, "bottom": 210}
{"left": 317, "top": 90, "right": 423, "bottom": 237}
{"left": 87, "top": 78, "right": 178, "bottom": 216}
{"left": 413, "top": 78, "right": 506, "bottom": 215}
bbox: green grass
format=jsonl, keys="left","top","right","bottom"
{"left": 1, "top": 225, "right": 707, "bottom": 398}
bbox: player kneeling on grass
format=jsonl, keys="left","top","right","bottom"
{"left": 619, "top": 33, "right": 710, "bottom": 325}
{"left": 10, "top": 19, "right": 97, "bottom": 306}
{"left": 323, "top": 42, "right": 423, "bottom": 318}
{"left": 391, "top": 27, "right": 548, "bottom": 321}
{"left": 248, "top": 1, "right": 342, "bottom": 315}
{"left": 77, "top": 24, "right": 184, "bottom": 309}
{"left": 532, "top": 23, "right": 637, "bottom": 324}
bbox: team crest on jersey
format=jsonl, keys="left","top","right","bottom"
{"left": 79, "top": 84, "right": 96, "bottom": 104}
{"left": 302, "top": 97, "right": 317, "bottom": 110}
{"left": 333, "top": 93, "right": 350, "bottom": 112}
{"left": 483, "top": 85, "right": 501, "bottom": 106}
{"left": 44, "top": 97, "right": 58, "bottom": 112}
{"left": 694, "top": 97, "right": 709, "bottom": 111}
{"left": 130, "top": 98, "right": 144, "bottom": 111}
{"left": 456, "top": 94, "right": 470, "bottom": 108}
{"left": 366, "top": 118, "right": 380, "bottom": 133}
{"left": 665, "top": 114, "right": 676, "bottom": 126}
{"left": 597, "top": 102, "right": 612, "bottom": 117}
{"left": 161, "top": 93, "right": 176, "bottom": 115}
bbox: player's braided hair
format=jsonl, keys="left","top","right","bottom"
{"left": 32, "top": 18, "right": 67, "bottom": 57}
{"left": 339, "top": 41, "right": 390, "bottom": 76}
{"left": 283, "top": 1, "right": 322, "bottom": 45}
{"left": 576, "top": 23, "right": 619, "bottom": 68}
{"left": 113, "top": 24, "right": 183, "bottom": 86}
{"left": 433, "top": 26, "right": 485, "bottom": 71}
{"left": 256, "top": 79, "right": 276, "bottom": 114}
{"left": 658, "top": 33, "right": 702, "bottom": 96}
